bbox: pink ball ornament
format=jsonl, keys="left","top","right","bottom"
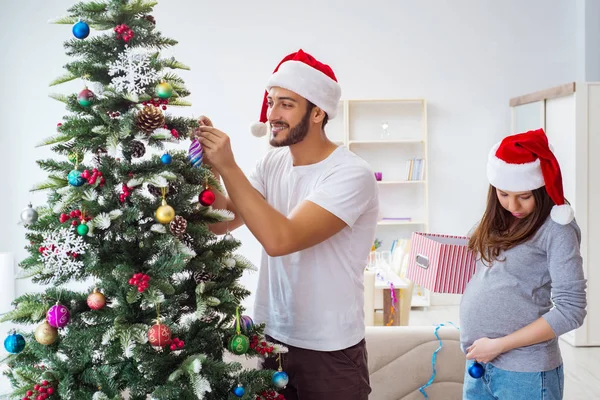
{"left": 46, "top": 303, "right": 71, "bottom": 328}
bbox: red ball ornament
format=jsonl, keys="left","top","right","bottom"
{"left": 198, "top": 189, "right": 215, "bottom": 206}
{"left": 87, "top": 289, "right": 106, "bottom": 310}
{"left": 147, "top": 323, "right": 172, "bottom": 347}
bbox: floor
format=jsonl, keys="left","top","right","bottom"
{"left": 402, "top": 306, "right": 600, "bottom": 400}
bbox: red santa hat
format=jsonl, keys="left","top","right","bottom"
{"left": 487, "top": 128, "right": 574, "bottom": 225}
{"left": 250, "top": 49, "right": 342, "bottom": 137}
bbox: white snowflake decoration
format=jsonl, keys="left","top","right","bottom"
{"left": 40, "top": 227, "right": 90, "bottom": 277}
{"left": 107, "top": 46, "right": 159, "bottom": 95}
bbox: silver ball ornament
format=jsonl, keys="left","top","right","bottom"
{"left": 20, "top": 203, "right": 38, "bottom": 224}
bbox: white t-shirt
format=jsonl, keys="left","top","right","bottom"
{"left": 248, "top": 146, "right": 379, "bottom": 351}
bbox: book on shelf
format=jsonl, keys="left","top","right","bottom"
{"left": 405, "top": 158, "right": 425, "bottom": 181}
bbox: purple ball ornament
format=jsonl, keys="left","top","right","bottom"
{"left": 47, "top": 303, "right": 71, "bottom": 329}
{"left": 188, "top": 139, "right": 203, "bottom": 168}
{"left": 240, "top": 315, "right": 254, "bottom": 333}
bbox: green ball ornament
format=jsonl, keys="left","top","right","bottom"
{"left": 229, "top": 334, "right": 249, "bottom": 355}
{"left": 77, "top": 223, "right": 89, "bottom": 236}
{"left": 68, "top": 151, "right": 84, "bottom": 164}
{"left": 155, "top": 81, "right": 173, "bottom": 99}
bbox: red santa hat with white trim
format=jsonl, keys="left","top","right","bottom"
{"left": 487, "top": 128, "right": 574, "bottom": 225}
{"left": 250, "top": 49, "right": 342, "bottom": 138}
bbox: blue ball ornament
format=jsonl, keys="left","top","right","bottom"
{"left": 68, "top": 170, "right": 86, "bottom": 187}
{"left": 4, "top": 332, "right": 26, "bottom": 354}
{"left": 72, "top": 21, "right": 90, "bottom": 39}
{"left": 161, "top": 153, "right": 172, "bottom": 165}
{"left": 272, "top": 370, "right": 289, "bottom": 389}
{"left": 233, "top": 384, "right": 245, "bottom": 397}
{"left": 468, "top": 361, "right": 485, "bottom": 379}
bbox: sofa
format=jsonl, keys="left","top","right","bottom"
{"left": 228, "top": 325, "right": 465, "bottom": 400}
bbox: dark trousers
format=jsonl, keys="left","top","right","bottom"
{"left": 261, "top": 336, "right": 371, "bottom": 400}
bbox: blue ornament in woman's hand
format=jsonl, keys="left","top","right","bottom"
{"left": 468, "top": 361, "right": 485, "bottom": 379}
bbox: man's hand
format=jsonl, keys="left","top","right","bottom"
{"left": 196, "top": 124, "right": 237, "bottom": 175}
{"left": 193, "top": 116, "right": 222, "bottom": 180}
{"left": 466, "top": 337, "right": 505, "bottom": 364}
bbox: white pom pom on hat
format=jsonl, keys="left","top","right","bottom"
{"left": 250, "top": 49, "right": 341, "bottom": 138}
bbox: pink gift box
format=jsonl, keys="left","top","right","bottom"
{"left": 406, "top": 232, "right": 477, "bottom": 294}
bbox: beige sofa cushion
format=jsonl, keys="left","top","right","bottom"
{"left": 366, "top": 326, "right": 464, "bottom": 400}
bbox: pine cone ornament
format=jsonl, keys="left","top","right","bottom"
{"left": 137, "top": 105, "right": 165, "bottom": 133}
{"left": 180, "top": 233, "right": 194, "bottom": 248}
{"left": 143, "top": 15, "right": 156, "bottom": 24}
{"left": 169, "top": 216, "right": 187, "bottom": 236}
{"left": 148, "top": 182, "right": 179, "bottom": 198}
{"left": 200, "top": 312, "right": 218, "bottom": 324}
{"left": 130, "top": 140, "right": 146, "bottom": 158}
{"left": 193, "top": 269, "right": 211, "bottom": 284}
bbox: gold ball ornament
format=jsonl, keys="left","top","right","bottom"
{"left": 87, "top": 289, "right": 106, "bottom": 310}
{"left": 35, "top": 321, "right": 59, "bottom": 345}
{"left": 155, "top": 199, "right": 175, "bottom": 224}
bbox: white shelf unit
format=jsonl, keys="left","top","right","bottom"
{"left": 510, "top": 82, "right": 600, "bottom": 347}
{"left": 330, "top": 99, "right": 431, "bottom": 308}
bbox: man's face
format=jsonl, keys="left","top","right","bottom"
{"left": 266, "top": 87, "right": 313, "bottom": 147}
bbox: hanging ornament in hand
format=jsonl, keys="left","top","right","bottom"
{"left": 169, "top": 215, "right": 187, "bottom": 236}
{"left": 155, "top": 81, "right": 173, "bottom": 99}
{"left": 77, "top": 88, "right": 95, "bottom": 107}
{"left": 72, "top": 20, "right": 90, "bottom": 39}
{"left": 229, "top": 307, "right": 250, "bottom": 355}
{"left": 67, "top": 170, "right": 86, "bottom": 187}
{"left": 137, "top": 105, "right": 165, "bottom": 133}
{"left": 161, "top": 153, "right": 172, "bottom": 165}
{"left": 87, "top": 289, "right": 106, "bottom": 310}
{"left": 233, "top": 384, "right": 245, "bottom": 397}
{"left": 34, "top": 321, "right": 58, "bottom": 345}
{"left": 468, "top": 361, "right": 485, "bottom": 379}
{"left": 130, "top": 140, "right": 146, "bottom": 158}
{"left": 47, "top": 303, "right": 70, "bottom": 329}
{"left": 20, "top": 203, "right": 38, "bottom": 225}
{"left": 156, "top": 187, "right": 175, "bottom": 224}
{"left": 188, "top": 139, "right": 203, "bottom": 168}
{"left": 4, "top": 331, "right": 26, "bottom": 354}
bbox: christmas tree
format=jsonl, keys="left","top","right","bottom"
{"left": 1, "top": 1, "right": 287, "bottom": 399}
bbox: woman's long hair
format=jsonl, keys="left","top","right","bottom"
{"left": 468, "top": 185, "right": 555, "bottom": 265}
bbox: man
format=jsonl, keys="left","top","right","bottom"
{"left": 196, "top": 49, "right": 379, "bottom": 400}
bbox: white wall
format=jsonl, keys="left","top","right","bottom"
{"left": 0, "top": 0, "right": 579, "bottom": 367}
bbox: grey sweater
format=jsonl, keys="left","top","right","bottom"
{"left": 459, "top": 216, "right": 587, "bottom": 372}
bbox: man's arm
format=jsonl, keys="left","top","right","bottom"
{"left": 220, "top": 164, "right": 347, "bottom": 257}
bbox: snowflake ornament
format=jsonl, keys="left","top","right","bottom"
{"left": 107, "top": 46, "right": 160, "bottom": 95}
{"left": 40, "top": 227, "right": 90, "bottom": 277}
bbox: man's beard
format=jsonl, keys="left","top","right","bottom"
{"left": 269, "top": 107, "right": 311, "bottom": 147}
